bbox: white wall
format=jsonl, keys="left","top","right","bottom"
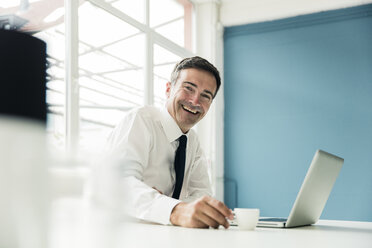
{"left": 220, "top": 0, "right": 372, "bottom": 26}
{"left": 193, "top": 1, "right": 225, "bottom": 201}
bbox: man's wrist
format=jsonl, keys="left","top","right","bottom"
{"left": 170, "top": 202, "right": 186, "bottom": 225}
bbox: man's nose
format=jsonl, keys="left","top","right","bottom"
{"left": 189, "top": 92, "right": 200, "bottom": 105}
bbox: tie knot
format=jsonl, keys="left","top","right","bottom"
{"left": 179, "top": 135, "right": 187, "bottom": 147}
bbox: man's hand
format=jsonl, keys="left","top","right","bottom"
{"left": 170, "top": 196, "right": 234, "bottom": 229}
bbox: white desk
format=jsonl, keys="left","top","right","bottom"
{"left": 50, "top": 200, "right": 372, "bottom": 248}
{"left": 113, "top": 220, "right": 372, "bottom": 248}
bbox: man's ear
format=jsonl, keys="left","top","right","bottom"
{"left": 165, "top": 82, "right": 172, "bottom": 98}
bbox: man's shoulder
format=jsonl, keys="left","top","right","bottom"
{"left": 187, "top": 128, "right": 197, "bottom": 137}
{"left": 187, "top": 128, "right": 201, "bottom": 146}
{"left": 121, "top": 105, "right": 163, "bottom": 126}
{"left": 131, "top": 105, "right": 162, "bottom": 119}
{"left": 110, "top": 106, "right": 162, "bottom": 139}
{"left": 135, "top": 105, "right": 161, "bottom": 115}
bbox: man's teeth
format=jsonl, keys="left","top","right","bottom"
{"left": 183, "top": 105, "right": 197, "bottom": 114}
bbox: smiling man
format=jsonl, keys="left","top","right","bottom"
{"left": 104, "top": 56, "right": 233, "bottom": 229}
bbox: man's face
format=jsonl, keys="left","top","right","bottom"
{"left": 166, "top": 68, "right": 217, "bottom": 133}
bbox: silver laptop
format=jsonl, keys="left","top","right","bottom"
{"left": 257, "top": 149, "right": 344, "bottom": 228}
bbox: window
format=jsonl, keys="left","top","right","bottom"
{"left": 153, "top": 44, "right": 182, "bottom": 108}
{"left": 5, "top": 0, "right": 194, "bottom": 156}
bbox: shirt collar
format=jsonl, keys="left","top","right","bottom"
{"left": 160, "top": 108, "right": 187, "bottom": 143}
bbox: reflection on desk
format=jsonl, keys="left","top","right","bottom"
{"left": 50, "top": 200, "right": 372, "bottom": 248}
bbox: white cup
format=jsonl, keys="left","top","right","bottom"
{"left": 234, "top": 208, "right": 260, "bottom": 230}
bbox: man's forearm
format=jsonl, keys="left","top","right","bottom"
{"left": 121, "top": 176, "right": 181, "bottom": 225}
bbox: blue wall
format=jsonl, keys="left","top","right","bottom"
{"left": 224, "top": 4, "right": 372, "bottom": 222}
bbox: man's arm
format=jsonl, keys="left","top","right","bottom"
{"left": 96, "top": 109, "right": 180, "bottom": 225}
{"left": 121, "top": 176, "right": 181, "bottom": 224}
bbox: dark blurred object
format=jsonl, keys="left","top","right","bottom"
{"left": 0, "top": 15, "right": 28, "bottom": 30}
{"left": 0, "top": 30, "right": 47, "bottom": 123}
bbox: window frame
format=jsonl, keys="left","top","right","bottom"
{"left": 64, "top": 0, "right": 194, "bottom": 153}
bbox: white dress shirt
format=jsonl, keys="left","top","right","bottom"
{"left": 104, "top": 106, "right": 212, "bottom": 225}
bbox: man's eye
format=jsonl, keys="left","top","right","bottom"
{"left": 185, "top": 86, "right": 193, "bottom": 91}
{"left": 201, "top": 94, "right": 211, "bottom": 101}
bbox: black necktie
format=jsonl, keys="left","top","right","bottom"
{"left": 172, "top": 135, "right": 187, "bottom": 199}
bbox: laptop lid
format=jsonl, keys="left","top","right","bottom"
{"left": 285, "top": 149, "right": 343, "bottom": 227}
{"left": 258, "top": 149, "right": 344, "bottom": 228}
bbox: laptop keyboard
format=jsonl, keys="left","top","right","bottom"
{"left": 229, "top": 217, "right": 288, "bottom": 227}
{"left": 259, "top": 218, "right": 287, "bottom": 222}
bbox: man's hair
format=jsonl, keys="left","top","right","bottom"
{"left": 170, "top": 56, "right": 221, "bottom": 98}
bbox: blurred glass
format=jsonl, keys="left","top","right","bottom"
{"left": 0, "top": 118, "right": 49, "bottom": 248}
